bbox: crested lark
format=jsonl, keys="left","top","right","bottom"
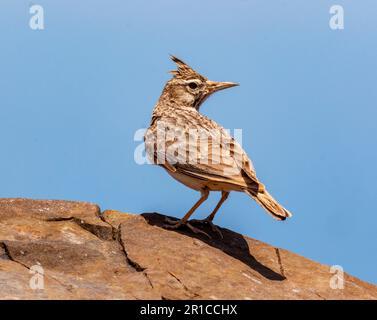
{"left": 145, "top": 56, "right": 292, "bottom": 237}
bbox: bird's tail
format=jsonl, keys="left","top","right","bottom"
{"left": 246, "top": 185, "right": 292, "bottom": 221}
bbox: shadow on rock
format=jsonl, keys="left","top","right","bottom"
{"left": 141, "top": 213, "right": 286, "bottom": 281}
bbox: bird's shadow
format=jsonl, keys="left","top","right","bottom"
{"left": 141, "top": 213, "right": 286, "bottom": 281}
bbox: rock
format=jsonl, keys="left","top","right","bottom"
{"left": 0, "top": 198, "right": 376, "bottom": 300}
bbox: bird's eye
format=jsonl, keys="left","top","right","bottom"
{"left": 188, "top": 82, "right": 198, "bottom": 90}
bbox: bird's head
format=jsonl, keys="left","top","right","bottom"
{"left": 161, "top": 55, "right": 238, "bottom": 110}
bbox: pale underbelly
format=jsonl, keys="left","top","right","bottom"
{"left": 166, "top": 169, "right": 244, "bottom": 192}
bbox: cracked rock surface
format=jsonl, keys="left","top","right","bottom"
{"left": 0, "top": 198, "right": 376, "bottom": 300}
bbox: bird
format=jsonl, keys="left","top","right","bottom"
{"left": 144, "top": 56, "right": 292, "bottom": 238}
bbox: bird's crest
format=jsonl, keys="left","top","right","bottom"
{"left": 169, "top": 55, "right": 206, "bottom": 81}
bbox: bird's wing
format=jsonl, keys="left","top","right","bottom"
{"left": 180, "top": 121, "right": 260, "bottom": 193}
{"left": 145, "top": 114, "right": 260, "bottom": 192}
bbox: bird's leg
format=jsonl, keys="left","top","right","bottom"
{"left": 164, "top": 189, "right": 211, "bottom": 238}
{"left": 190, "top": 191, "right": 230, "bottom": 238}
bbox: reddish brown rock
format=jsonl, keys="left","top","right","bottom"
{"left": 0, "top": 198, "right": 376, "bottom": 300}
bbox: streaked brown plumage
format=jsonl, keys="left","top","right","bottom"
{"left": 145, "top": 56, "right": 292, "bottom": 237}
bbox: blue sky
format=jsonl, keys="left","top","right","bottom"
{"left": 1, "top": 1, "right": 376, "bottom": 284}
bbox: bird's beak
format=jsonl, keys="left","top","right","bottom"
{"left": 206, "top": 80, "right": 239, "bottom": 94}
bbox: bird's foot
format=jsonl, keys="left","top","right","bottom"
{"left": 164, "top": 217, "right": 211, "bottom": 239}
{"left": 189, "top": 218, "right": 223, "bottom": 239}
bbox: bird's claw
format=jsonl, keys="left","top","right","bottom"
{"left": 189, "top": 219, "right": 223, "bottom": 239}
{"left": 163, "top": 217, "right": 211, "bottom": 239}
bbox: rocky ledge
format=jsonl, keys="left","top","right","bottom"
{"left": 0, "top": 198, "right": 376, "bottom": 300}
